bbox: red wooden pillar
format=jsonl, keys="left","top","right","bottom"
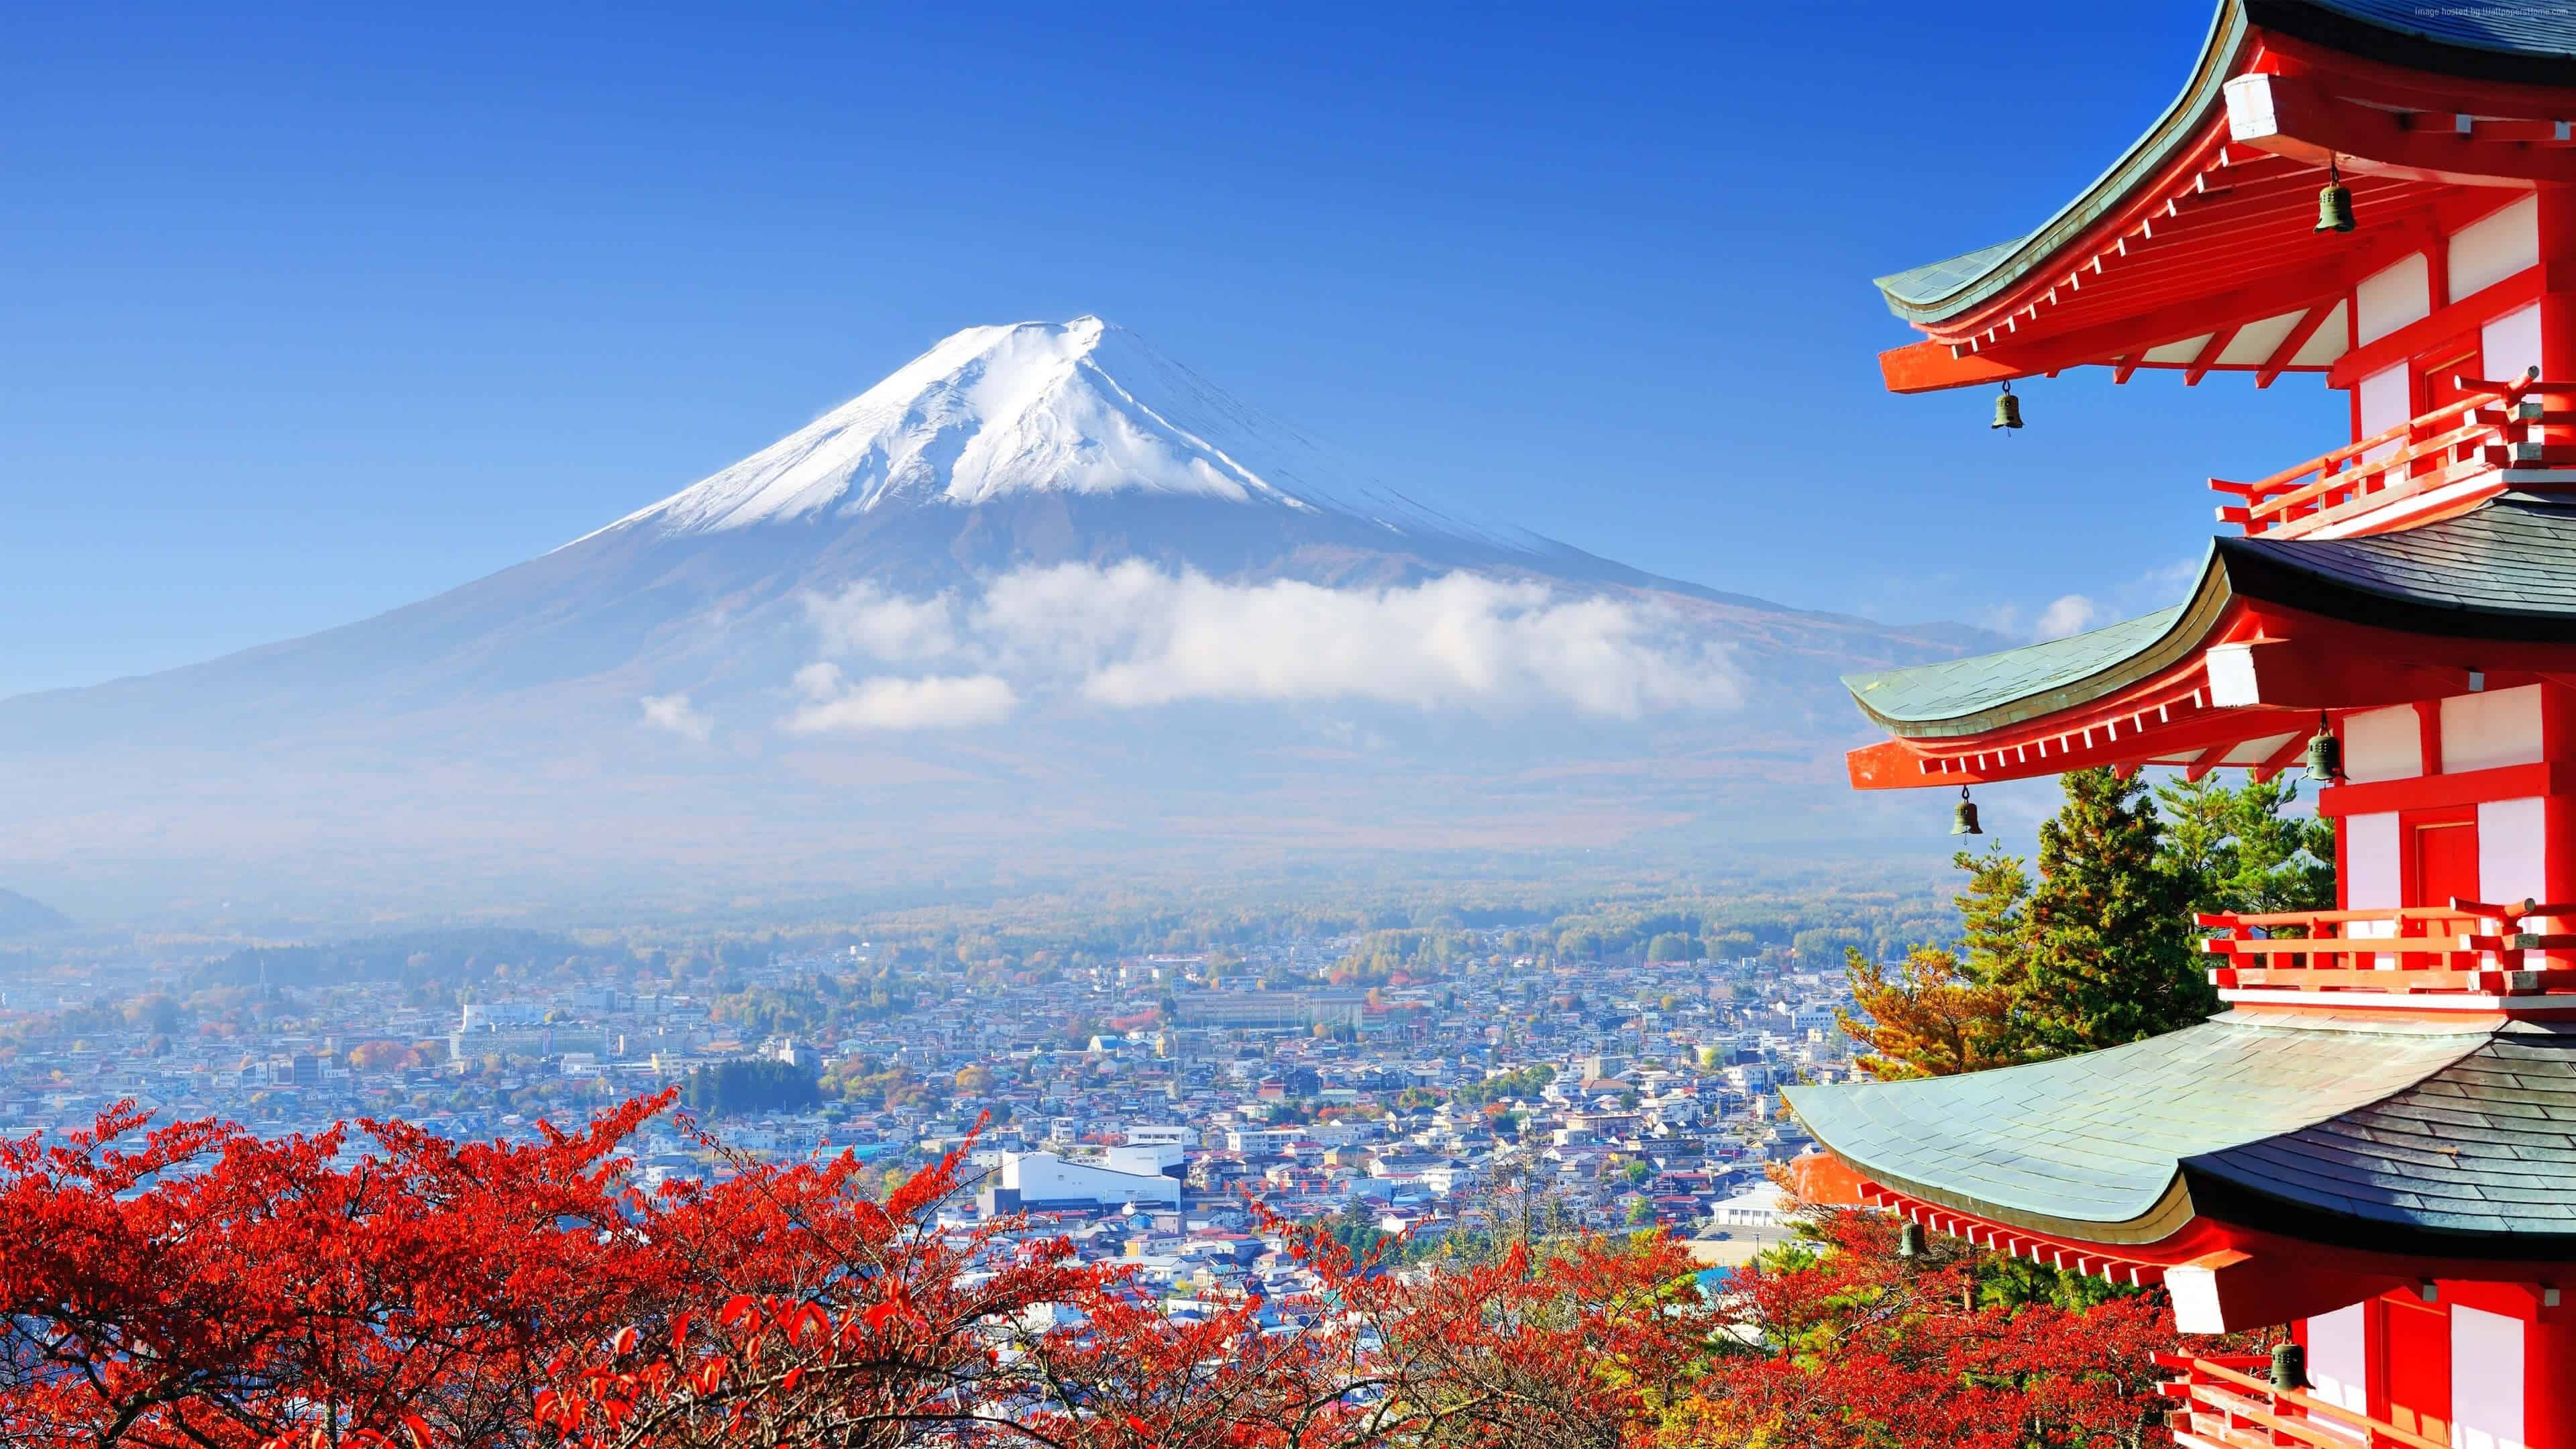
{"left": 2546, "top": 685, "right": 2576, "bottom": 962}
{"left": 2532, "top": 1305, "right": 2576, "bottom": 1449}
{"left": 2538, "top": 184, "right": 2576, "bottom": 455}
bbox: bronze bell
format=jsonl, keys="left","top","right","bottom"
{"left": 2316, "top": 158, "right": 2356, "bottom": 233}
{"left": 1992, "top": 382, "right": 2023, "bottom": 430}
{"left": 2271, "top": 1341, "right": 2308, "bottom": 1393}
{"left": 1898, "top": 1220, "right": 1926, "bottom": 1260}
{"left": 2316, "top": 181, "right": 2356, "bottom": 233}
{"left": 2304, "top": 714, "right": 2343, "bottom": 784}
{"left": 1951, "top": 786, "right": 1982, "bottom": 836}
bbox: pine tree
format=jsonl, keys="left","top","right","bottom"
{"left": 1837, "top": 845, "right": 2035, "bottom": 1079}
{"left": 1953, "top": 842, "right": 2033, "bottom": 994}
{"left": 1838, "top": 944, "right": 2018, "bottom": 1079}
{"left": 2022, "top": 767, "right": 2213, "bottom": 1052}
{"left": 1842, "top": 770, "right": 2278, "bottom": 1079}
{"left": 2153, "top": 773, "right": 2335, "bottom": 916}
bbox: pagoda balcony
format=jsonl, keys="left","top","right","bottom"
{"left": 2212, "top": 372, "right": 2576, "bottom": 541}
{"left": 2198, "top": 898, "right": 2576, "bottom": 998}
{"left": 2159, "top": 1354, "right": 2443, "bottom": 1449}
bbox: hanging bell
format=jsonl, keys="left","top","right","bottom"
{"left": 2316, "top": 158, "right": 2356, "bottom": 233}
{"left": 2271, "top": 1341, "right": 2309, "bottom": 1393}
{"left": 2303, "top": 715, "right": 2343, "bottom": 784}
{"left": 1950, "top": 786, "right": 1982, "bottom": 836}
{"left": 1898, "top": 1220, "right": 1926, "bottom": 1260}
{"left": 2316, "top": 181, "right": 2356, "bottom": 233}
{"left": 1992, "top": 382, "right": 2023, "bottom": 431}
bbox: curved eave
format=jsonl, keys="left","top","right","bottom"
{"left": 2249, "top": 0, "right": 2576, "bottom": 86}
{"left": 1842, "top": 553, "right": 2233, "bottom": 741}
{"left": 1876, "top": 0, "right": 2576, "bottom": 331}
{"left": 1846, "top": 498, "right": 2576, "bottom": 744}
{"left": 2186, "top": 1163, "right": 2576, "bottom": 1263}
{"left": 1842, "top": 1154, "right": 2203, "bottom": 1249}
{"left": 1874, "top": 1, "right": 2251, "bottom": 327}
{"left": 1783, "top": 1012, "right": 2546, "bottom": 1258}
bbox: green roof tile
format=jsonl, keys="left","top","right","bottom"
{"left": 1874, "top": 3, "right": 2576, "bottom": 325}
{"left": 1844, "top": 497, "right": 2576, "bottom": 739}
{"left": 1790, "top": 1014, "right": 2576, "bottom": 1245}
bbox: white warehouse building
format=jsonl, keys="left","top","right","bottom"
{"left": 979, "top": 1148, "right": 1181, "bottom": 1214}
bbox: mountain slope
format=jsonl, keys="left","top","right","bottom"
{"left": 0, "top": 318, "right": 1998, "bottom": 922}
{"left": 0, "top": 889, "right": 71, "bottom": 938}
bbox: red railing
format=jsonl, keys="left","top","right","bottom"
{"left": 2212, "top": 370, "right": 2576, "bottom": 539}
{"left": 2198, "top": 897, "right": 2576, "bottom": 995}
{"left": 2158, "top": 1354, "right": 2443, "bottom": 1449}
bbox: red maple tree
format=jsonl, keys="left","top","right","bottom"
{"left": 0, "top": 1093, "right": 2204, "bottom": 1449}
{"left": 1660, "top": 1207, "right": 2204, "bottom": 1449}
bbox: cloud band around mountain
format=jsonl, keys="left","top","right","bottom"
{"left": 786, "top": 565, "right": 1741, "bottom": 733}
{"left": 784, "top": 665, "right": 1020, "bottom": 733}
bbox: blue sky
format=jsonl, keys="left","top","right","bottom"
{"left": 2, "top": 1, "right": 2347, "bottom": 698}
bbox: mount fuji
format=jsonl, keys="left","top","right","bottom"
{"left": 0, "top": 318, "right": 1996, "bottom": 923}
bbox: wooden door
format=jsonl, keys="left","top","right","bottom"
{"left": 2420, "top": 334, "right": 2482, "bottom": 414}
{"left": 2412, "top": 819, "right": 2479, "bottom": 912}
{"left": 2412, "top": 335, "right": 2485, "bottom": 486}
{"left": 2381, "top": 1298, "right": 2451, "bottom": 1445}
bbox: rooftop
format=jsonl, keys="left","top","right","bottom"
{"left": 1870, "top": 0, "right": 2576, "bottom": 392}
{"left": 1784, "top": 1009, "right": 2576, "bottom": 1256}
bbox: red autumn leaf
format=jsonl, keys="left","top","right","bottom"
{"left": 0, "top": 1085, "right": 2210, "bottom": 1449}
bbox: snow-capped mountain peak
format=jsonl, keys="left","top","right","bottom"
{"left": 594, "top": 317, "right": 1379, "bottom": 541}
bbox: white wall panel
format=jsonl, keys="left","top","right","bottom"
{"left": 2345, "top": 706, "right": 2424, "bottom": 782}
{"left": 2484, "top": 303, "right": 2543, "bottom": 382}
{"left": 2451, "top": 1305, "right": 2525, "bottom": 1449}
{"left": 2308, "top": 1303, "right": 2369, "bottom": 1416}
{"left": 2360, "top": 364, "right": 2410, "bottom": 462}
{"left": 2347, "top": 812, "right": 2402, "bottom": 913}
{"left": 2292, "top": 301, "right": 2350, "bottom": 367}
{"left": 2451, "top": 197, "right": 2539, "bottom": 302}
{"left": 2443, "top": 686, "right": 2544, "bottom": 773}
{"left": 2358, "top": 253, "right": 2432, "bottom": 343}
{"left": 2479, "top": 798, "right": 2546, "bottom": 906}
{"left": 2218, "top": 310, "right": 2302, "bottom": 365}
{"left": 2145, "top": 333, "right": 2215, "bottom": 364}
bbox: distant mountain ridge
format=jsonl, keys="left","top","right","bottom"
{"left": 0, "top": 319, "right": 2001, "bottom": 922}
{"left": 0, "top": 888, "right": 70, "bottom": 938}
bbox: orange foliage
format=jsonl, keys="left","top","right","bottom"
{"left": 0, "top": 1093, "right": 2203, "bottom": 1449}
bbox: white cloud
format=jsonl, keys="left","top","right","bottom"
{"left": 1986, "top": 554, "right": 2206, "bottom": 643}
{"left": 805, "top": 583, "right": 961, "bottom": 662}
{"left": 784, "top": 663, "right": 1019, "bottom": 733}
{"left": 970, "top": 563, "right": 1740, "bottom": 718}
{"left": 2139, "top": 555, "right": 2202, "bottom": 588}
{"left": 2031, "top": 594, "right": 2106, "bottom": 642}
{"left": 639, "top": 693, "right": 712, "bottom": 742}
{"left": 783, "top": 565, "right": 1743, "bottom": 731}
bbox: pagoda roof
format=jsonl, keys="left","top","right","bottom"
{"left": 1783, "top": 1010, "right": 2576, "bottom": 1256}
{"left": 1848, "top": 606, "right": 2195, "bottom": 736}
{"left": 1872, "top": 0, "right": 2576, "bottom": 392}
{"left": 1875, "top": 0, "right": 2251, "bottom": 327}
{"left": 1845, "top": 492, "right": 2576, "bottom": 742}
{"left": 1881, "top": 0, "right": 2576, "bottom": 326}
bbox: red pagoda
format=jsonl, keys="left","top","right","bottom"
{"left": 1784, "top": 5, "right": 2576, "bottom": 1449}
